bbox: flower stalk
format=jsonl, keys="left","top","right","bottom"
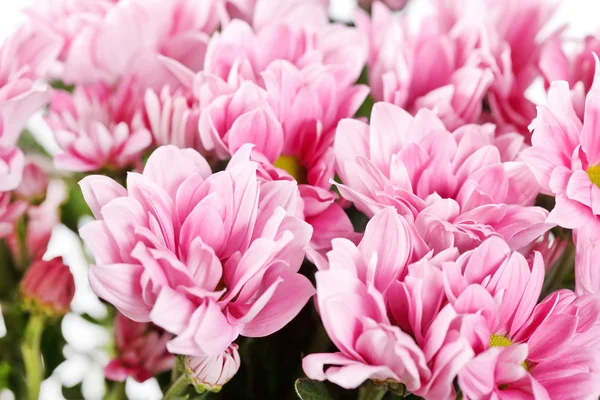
{"left": 163, "top": 373, "right": 191, "bottom": 400}
{"left": 20, "top": 313, "right": 45, "bottom": 400}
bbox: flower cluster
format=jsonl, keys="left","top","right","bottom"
{"left": 1, "top": 0, "right": 600, "bottom": 399}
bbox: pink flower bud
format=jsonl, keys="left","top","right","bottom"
{"left": 14, "top": 160, "right": 49, "bottom": 201}
{"left": 105, "top": 313, "right": 174, "bottom": 383}
{"left": 185, "top": 344, "right": 241, "bottom": 393}
{"left": 21, "top": 257, "right": 75, "bottom": 316}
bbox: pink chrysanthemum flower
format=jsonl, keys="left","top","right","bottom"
{"left": 199, "top": 61, "right": 368, "bottom": 186}
{"left": 523, "top": 56, "right": 600, "bottom": 229}
{"left": 355, "top": 2, "right": 493, "bottom": 131}
{"left": 335, "top": 102, "right": 551, "bottom": 252}
{"left": 433, "top": 0, "right": 558, "bottom": 137}
{"left": 204, "top": 14, "right": 366, "bottom": 90}
{"left": 46, "top": 79, "right": 152, "bottom": 172}
{"left": 444, "top": 237, "right": 600, "bottom": 400}
{"left": 359, "top": 0, "right": 557, "bottom": 136}
{"left": 61, "top": 0, "right": 221, "bottom": 90}
{"left": 80, "top": 145, "right": 314, "bottom": 357}
{"left": 23, "top": 0, "right": 116, "bottom": 67}
{"left": 303, "top": 208, "right": 479, "bottom": 399}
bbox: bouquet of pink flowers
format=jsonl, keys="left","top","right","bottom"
{"left": 1, "top": 0, "right": 600, "bottom": 399}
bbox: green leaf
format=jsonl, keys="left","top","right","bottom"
{"left": 354, "top": 94, "right": 374, "bottom": 120}
{"left": 358, "top": 381, "right": 387, "bottom": 400}
{"left": 294, "top": 378, "right": 333, "bottom": 400}
{"left": 60, "top": 180, "right": 92, "bottom": 233}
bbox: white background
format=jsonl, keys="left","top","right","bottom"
{"left": 0, "top": 0, "right": 599, "bottom": 399}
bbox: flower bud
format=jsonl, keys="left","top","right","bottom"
{"left": 185, "top": 344, "right": 241, "bottom": 393}
{"left": 14, "top": 160, "right": 49, "bottom": 201}
{"left": 105, "top": 313, "right": 174, "bottom": 383}
{"left": 21, "top": 257, "right": 75, "bottom": 316}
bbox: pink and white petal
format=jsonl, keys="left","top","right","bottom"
{"left": 143, "top": 145, "right": 212, "bottom": 200}
{"left": 150, "top": 286, "right": 196, "bottom": 335}
{"left": 580, "top": 55, "right": 600, "bottom": 165}
{"left": 547, "top": 195, "right": 593, "bottom": 229}
{"left": 88, "top": 263, "right": 151, "bottom": 322}
{"left": 239, "top": 270, "right": 314, "bottom": 337}
{"left": 79, "top": 175, "right": 127, "bottom": 219}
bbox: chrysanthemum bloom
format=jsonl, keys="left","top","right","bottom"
{"left": 200, "top": 61, "right": 368, "bottom": 185}
{"left": 523, "top": 57, "right": 600, "bottom": 229}
{"left": 156, "top": 57, "right": 363, "bottom": 258}
{"left": 204, "top": 11, "right": 366, "bottom": 89}
{"left": 335, "top": 102, "right": 551, "bottom": 253}
{"left": 47, "top": 80, "right": 152, "bottom": 172}
{"left": 539, "top": 33, "right": 600, "bottom": 120}
{"left": 433, "top": 0, "right": 558, "bottom": 137}
{"left": 185, "top": 344, "right": 240, "bottom": 392}
{"left": 21, "top": 257, "right": 75, "bottom": 316}
{"left": 194, "top": 60, "right": 366, "bottom": 257}
{"left": 355, "top": 2, "right": 494, "bottom": 131}
{"left": 105, "top": 312, "right": 174, "bottom": 383}
{"left": 61, "top": 0, "right": 221, "bottom": 89}
{"left": 303, "top": 208, "right": 478, "bottom": 399}
{"left": 80, "top": 145, "right": 314, "bottom": 356}
{"left": 457, "top": 290, "right": 600, "bottom": 400}
{"left": 23, "top": 0, "right": 116, "bottom": 67}
{"left": 443, "top": 237, "right": 600, "bottom": 399}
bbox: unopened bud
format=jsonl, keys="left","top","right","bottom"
{"left": 15, "top": 160, "right": 49, "bottom": 201}
{"left": 21, "top": 257, "right": 75, "bottom": 316}
{"left": 185, "top": 344, "right": 241, "bottom": 393}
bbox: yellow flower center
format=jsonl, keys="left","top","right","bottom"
{"left": 587, "top": 165, "right": 600, "bottom": 188}
{"left": 489, "top": 334, "right": 528, "bottom": 370}
{"left": 489, "top": 334, "right": 513, "bottom": 348}
{"left": 273, "top": 155, "right": 307, "bottom": 184}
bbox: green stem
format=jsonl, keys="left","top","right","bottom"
{"left": 104, "top": 381, "right": 126, "bottom": 400}
{"left": 16, "top": 217, "right": 30, "bottom": 271}
{"left": 21, "top": 313, "right": 45, "bottom": 400}
{"left": 163, "top": 373, "right": 190, "bottom": 399}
